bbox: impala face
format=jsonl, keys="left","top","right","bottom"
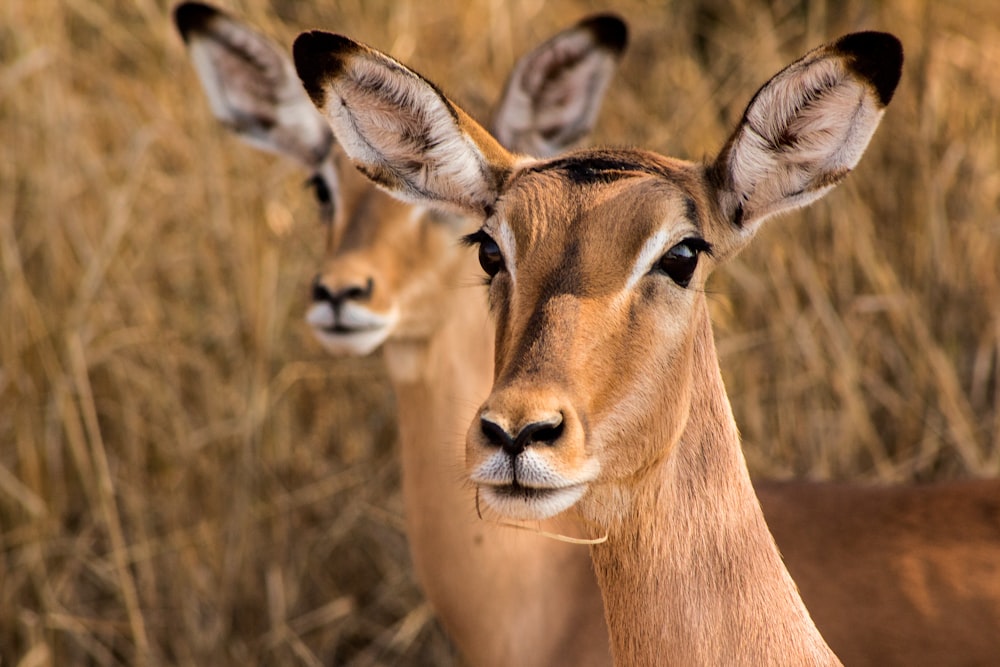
{"left": 463, "top": 153, "right": 719, "bottom": 519}
{"left": 306, "top": 184, "right": 467, "bottom": 356}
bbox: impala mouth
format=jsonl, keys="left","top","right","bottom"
{"left": 321, "top": 322, "right": 383, "bottom": 335}
{"left": 306, "top": 302, "right": 397, "bottom": 356}
{"left": 469, "top": 446, "right": 597, "bottom": 520}
{"left": 476, "top": 481, "right": 589, "bottom": 521}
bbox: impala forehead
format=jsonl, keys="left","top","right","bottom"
{"left": 333, "top": 190, "right": 444, "bottom": 256}
{"left": 488, "top": 164, "right": 703, "bottom": 296}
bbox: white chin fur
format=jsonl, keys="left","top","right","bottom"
{"left": 480, "top": 484, "right": 588, "bottom": 521}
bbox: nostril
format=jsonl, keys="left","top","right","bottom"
{"left": 311, "top": 277, "right": 374, "bottom": 306}
{"left": 312, "top": 277, "right": 334, "bottom": 304}
{"left": 480, "top": 418, "right": 514, "bottom": 451}
{"left": 343, "top": 277, "right": 374, "bottom": 302}
{"left": 480, "top": 413, "right": 565, "bottom": 459}
{"left": 526, "top": 421, "right": 564, "bottom": 445}
{"left": 516, "top": 415, "right": 565, "bottom": 451}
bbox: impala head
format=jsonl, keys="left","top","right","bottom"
{"left": 294, "top": 30, "right": 902, "bottom": 521}
{"left": 176, "top": 2, "right": 626, "bottom": 356}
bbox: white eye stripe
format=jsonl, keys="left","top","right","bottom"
{"left": 625, "top": 229, "right": 670, "bottom": 291}
{"left": 497, "top": 220, "right": 518, "bottom": 285}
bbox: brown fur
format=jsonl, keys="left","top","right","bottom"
{"left": 477, "top": 163, "right": 838, "bottom": 665}
{"left": 760, "top": 479, "right": 1000, "bottom": 666}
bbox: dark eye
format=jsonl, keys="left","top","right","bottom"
{"left": 307, "top": 174, "right": 336, "bottom": 226}
{"left": 461, "top": 229, "right": 508, "bottom": 279}
{"left": 478, "top": 236, "right": 505, "bottom": 277}
{"left": 462, "top": 229, "right": 503, "bottom": 278}
{"left": 655, "top": 240, "right": 707, "bottom": 288}
{"left": 308, "top": 174, "right": 332, "bottom": 205}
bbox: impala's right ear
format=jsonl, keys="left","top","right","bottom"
{"left": 293, "top": 31, "right": 520, "bottom": 216}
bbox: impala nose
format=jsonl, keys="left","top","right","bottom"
{"left": 480, "top": 413, "right": 565, "bottom": 459}
{"left": 311, "top": 275, "right": 374, "bottom": 308}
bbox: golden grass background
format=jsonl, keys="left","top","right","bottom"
{"left": 1, "top": 0, "right": 998, "bottom": 664}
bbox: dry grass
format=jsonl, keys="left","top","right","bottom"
{"left": 1, "top": 0, "right": 997, "bottom": 664}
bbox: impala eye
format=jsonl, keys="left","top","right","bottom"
{"left": 655, "top": 239, "right": 711, "bottom": 288}
{"left": 478, "top": 237, "right": 504, "bottom": 277}
{"left": 462, "top": 230, "right": 505, "bottom": 278}
{"left": 306, "top": 174, "right": 336, "bottom": 227}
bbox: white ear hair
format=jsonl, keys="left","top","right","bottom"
{"left": 174, "top": 2, "right": 334, "bottom": 170}
{"left": 294, "top": 31, "right": 520, "bottom": 215}
{"left": 711, "top": 32, "right": 902, "bottom": 245}
{"left": 492, "top": 14, "right": 628, "bottom": 158}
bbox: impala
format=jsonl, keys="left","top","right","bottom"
{"left": 292, "top": 28, "right": 908, "bottom": 666}
{"left": 174, "top": 3, "right": 624, "bottom": 665}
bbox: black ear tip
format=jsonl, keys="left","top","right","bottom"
{"left": 292, "top": 31, "right": 359, "bottom": 70}
{"left": 580, "top": 13, "right": 629, "bottom": 55}
{"left": 293, "top": 31, "right": 358, "bottom": 105}
{"left": 172, "top": 1, "right": 218, "bottom": 40}
{"left": 834, "top": 31, "right": 904, "bottom": 106}
{"left": 293, "top": 30, "right": 335, "bottom": 60}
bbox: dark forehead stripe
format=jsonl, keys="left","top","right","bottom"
{"left": 526, "top": 151, "right": 680, "bottom": 185}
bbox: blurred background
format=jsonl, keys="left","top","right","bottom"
{"left": 1, "top": 0, "right": 997, "bottom": 664}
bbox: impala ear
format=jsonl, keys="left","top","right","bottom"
{"left": 709, "top": 31, "right": 903, "bottom": 253}
{"left": 173, "top": 2, "right": 335, "bottom": 171}
{"left": 492, "top": 13, "right": 628, "bottom": 158}
{"left": 293, "top": 31, "right": 519, "bottom": 216}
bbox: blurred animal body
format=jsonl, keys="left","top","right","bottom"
{"left": 294, "top": 26, "right": 1000, "bottom": 667}
{"left": 759, "top": 478, "right": 1000, "bottom": 666}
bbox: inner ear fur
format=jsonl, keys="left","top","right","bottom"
{"left": 293, "top": 31, "right": 518, "bottom": 216}
{"left": 709, "top": 31, "right": 903, "bottom": 253}
{"left": 173, "top": 2, "right": 335, "bottom": 170}
{"left": 491, "top": 13, "right": 628, "bottom": 158}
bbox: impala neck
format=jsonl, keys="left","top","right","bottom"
{"left": 588, "top": 302, "right": 840, "bottom": 667}
{"left": 381, "top": 251, "right": 494, "bottom": 581}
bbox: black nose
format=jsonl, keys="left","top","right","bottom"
{"left": 480, "top": 415, "right": 565, "bottom": 458}
{"left": 311, "top": 276, "right": 374, "bottom": 306}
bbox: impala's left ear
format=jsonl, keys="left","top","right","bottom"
{"left": 708, "top": 32, "right": 903, "bottom": 255}
{"left": 173, "top": 2, "right": 334, "bottom": 170}
{"left": 293, "top": 31, "right": 520, "bottom": 217}
{"left": 492, "top": 13, "right": 628, "bottom": 158}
